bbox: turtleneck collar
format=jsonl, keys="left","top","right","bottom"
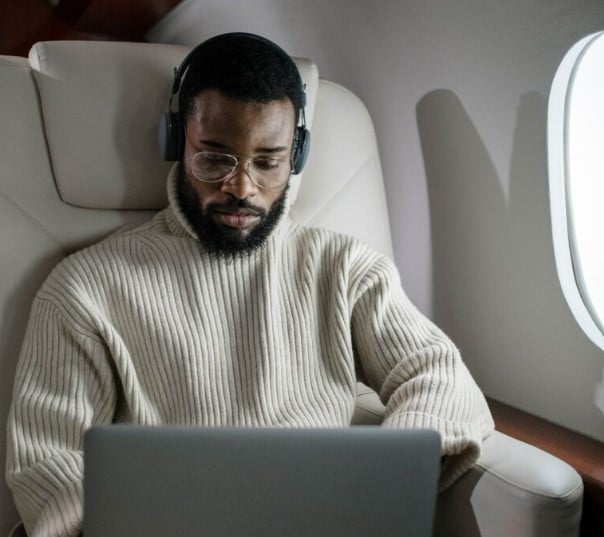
{"left": 165, "top": 163, "right": 199, "bottom": 240}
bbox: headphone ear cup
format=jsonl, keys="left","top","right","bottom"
{"left": 292, "top": 127, "right": 310, "bottom": 174}
{"left": 158, "top": 111, "right": 183, "bottom": 162}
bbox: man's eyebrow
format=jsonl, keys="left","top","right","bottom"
{"left": 198, "top": 140, "right": 231, "bottom": 151}
{"left": 256, "top": 145, "right": 289, "bottom": 154}
{"left": 199, "top": 140, "right": 289, "bottom": 154}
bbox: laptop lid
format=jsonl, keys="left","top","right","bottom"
{"left": 84, "top": 426, "right": 440, "bottom": 537}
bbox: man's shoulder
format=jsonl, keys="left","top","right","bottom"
{"left": 286, "top": 221, "right": 387, "bottom": 266}
{"left": 40, "top": 209, "right": 170, "bottom": 291}
{"left": 104, "top": 208, "right": 172, "bottom": 243}
{"left": 283, "top": 222, "right": 400, "bottom": 296}
{"left": 289, "top": 221, "right": 377, "bottom": 251}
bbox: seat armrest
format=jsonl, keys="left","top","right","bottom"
{"left": 351, "top": 383, "right": 385, "bottom": 425}
{"left": 352, "top": 384, "right": 583, "bottom": 536}
{"left": 434, "top": 431, "right": 583, "bottom": 537}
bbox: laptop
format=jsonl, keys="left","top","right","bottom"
{"left": 83, "top": 426, "right": 440, "bottom": 537}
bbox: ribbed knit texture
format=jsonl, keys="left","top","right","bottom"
{"left": 6, "top": 167, "right": 494, "bottom": 537}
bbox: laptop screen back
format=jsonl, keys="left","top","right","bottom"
{"left": 84, "top": 426, "right": 440, "bottom": 537}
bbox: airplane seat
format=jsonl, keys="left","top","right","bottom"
{"left": 0, "top": 40, "right": 583, "bottom": 537}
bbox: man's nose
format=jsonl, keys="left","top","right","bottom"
{"left": 220, "top": 163, "right": 259, "bottom": 199}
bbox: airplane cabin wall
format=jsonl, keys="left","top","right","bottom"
{"left": 148, "top": 0, "right": 604, "bottom": 441}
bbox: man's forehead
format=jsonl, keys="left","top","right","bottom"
{"left": 185, "top": 90, "right": 296, "bottom": 153}
{"left": 187, "top": 91, "right": 295, "bottom": 135}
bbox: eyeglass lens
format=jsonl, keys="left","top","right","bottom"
{"left": 191, "top": 152, "right": 288, "bottom": 189}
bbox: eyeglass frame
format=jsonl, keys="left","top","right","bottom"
{"left": 187, "top": 149, "right": 293, "bottom": 191}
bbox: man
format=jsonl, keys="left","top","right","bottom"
{"left": 6, "top": 33, "right": 494, "bottom": 537}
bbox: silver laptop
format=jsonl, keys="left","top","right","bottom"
{"left": 84, "top": 426, "right": 440, "bottom": 537}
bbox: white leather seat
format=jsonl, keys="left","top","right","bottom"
{"left": 0, "top": 41, "right": 583, "bottom": 537}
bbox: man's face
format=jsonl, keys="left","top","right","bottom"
{"left": 178, "top": 89, "right": 296, "bottom": 257}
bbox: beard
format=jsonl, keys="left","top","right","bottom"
{"left": 176, "top": 165, "right": 288, "bottom": 258}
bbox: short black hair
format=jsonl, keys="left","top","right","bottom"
{"left": 179, "top": 33, "right": 304, "bottom": 122}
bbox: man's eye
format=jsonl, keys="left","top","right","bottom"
{"left": 254, "top": 158, "right": 281, "bottom": 170}
{"left": 204, "top": 154, "right": 233, "bottom": 165}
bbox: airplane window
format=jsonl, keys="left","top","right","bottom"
{"left": 548, "top": 31, "right": 604, "bottom": 353}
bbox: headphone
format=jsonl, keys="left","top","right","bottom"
{"left": 158, "top": 32, "right": 311, "bottom": 175}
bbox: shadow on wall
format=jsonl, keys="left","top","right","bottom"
{"left": 416, "top": 89, "right": 604, "bottom": 435}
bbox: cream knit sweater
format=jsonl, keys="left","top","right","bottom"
{"left": 7, "top": 170, "right": 494, "bottom": 537}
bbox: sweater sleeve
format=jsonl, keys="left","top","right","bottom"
{"left": 351, "top": 256, "right": 494, "bottom": 490}
{"left": 6, "top": 297, "right": 117, "bottom": 537}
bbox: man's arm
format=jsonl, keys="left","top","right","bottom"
{"left": 351, "top": 256, "right": 494, "bottom": 490}
{"left": 6, "top": 296, "right": 116, "bottom": 537}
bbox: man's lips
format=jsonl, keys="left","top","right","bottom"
{"left": 213, "top": 208, "right": 261, "bottom": 229}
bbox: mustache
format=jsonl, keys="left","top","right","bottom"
{"left": 206, "top": 199, "right": 266, "bottom": 218}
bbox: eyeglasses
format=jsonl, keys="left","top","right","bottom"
{"left": 189, "top": 151, "right": 291, "bottom": 190}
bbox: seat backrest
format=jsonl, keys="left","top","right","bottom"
{"left": 0, "top": 40, "right": 392, "bottom": 534}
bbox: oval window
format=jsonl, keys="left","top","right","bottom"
{"left": 548, "top": 31, "right": 604, "bottom": 352}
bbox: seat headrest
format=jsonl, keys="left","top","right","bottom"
{"left": 28, "top": 40, "right": 318, "bottom": 210}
